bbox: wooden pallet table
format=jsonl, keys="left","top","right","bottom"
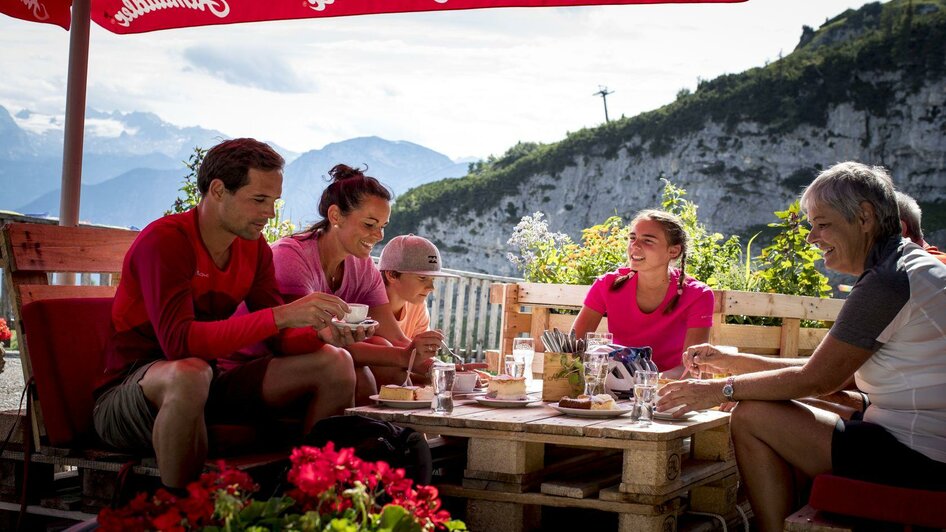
{"left": 348, "top": 398, "right": 735, "bottom": 532}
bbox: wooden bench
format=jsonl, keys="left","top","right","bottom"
{"left": 0, "top": 222, "right": 290, "bottom": 525}
{"left": 486, "top": 282, "right": 847, "bottom": 376}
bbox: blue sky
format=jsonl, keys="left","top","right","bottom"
{"left": 0, "top": 1, "right": 879, "bottom": 159}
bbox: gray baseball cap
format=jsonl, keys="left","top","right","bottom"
{"left": 378, "top": 234, "right": 458, "bottom": 277}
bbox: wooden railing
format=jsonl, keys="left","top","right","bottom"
{"left": 428, "top": 269, "right": 521, "bottom": 361}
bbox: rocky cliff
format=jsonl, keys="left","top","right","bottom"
{"left": 389, "top": 0, "right": 946, "bottom": 276}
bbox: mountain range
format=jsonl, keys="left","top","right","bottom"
{"left": 388, "top": 0, "right": 946, "bottom": 276}
{"left": 0, "top": 107, "right": 470, "bottom": 229}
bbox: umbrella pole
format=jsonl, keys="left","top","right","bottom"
{"left": 59, "top": 0, "right": 91, "bottom": 228}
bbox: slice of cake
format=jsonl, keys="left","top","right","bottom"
{"left": 413, "top": 386, "right": 435, "bottom": 401}
{"left": 590, "top": 394, "right": 617, "bottom": 410}
{"left": 559, "top": 395, "right": 591, "bottom": 409}
{"left": 487, "top": 375, "right": 526, "bottom": 400}
{"left": 379, "top": 385, "right": 418, "bottom": 401}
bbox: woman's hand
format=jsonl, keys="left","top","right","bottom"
{"left": 684, "top": 343, "right": 741, "bottom": 377}
{"left": 274, "top": 292, "right": 349, "bottom": 330}
{"left": 317, "top": 321, "right": 376, "bottom": 347}
{"left": 655, "top": 378, "right": 727, "bottom": 417}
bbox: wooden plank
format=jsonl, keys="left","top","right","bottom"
{"left": 429, "top": 277, "right": 444, "bottom": 330}
{"left": 488, "top": 283, "right": 508, "bottom": 305}
{"left": 540, "top": 452, "right": 623, "bottom": 499}
{"left": 466, "top": 279, "right": 489, "bottom": 360}
{"left": 2, "top": 223, "right": 136, "bottom": 274}
{"left": 719, "top": 290, "right": 844, "bottom": 321}
{"left": 516, "top": 282, "right": 589, "bottom": 308}
{"left": 451, "top": 277, "right": 469, "bottom": 352}
{"left": 541, "top": 470, "right": 622, "bottom": 499}
{"left": 487, "top": 288, "right": 502, "bottom": 360}
{"left": 441, "top": 276, "right": 457, "bottom": 345}
{"left": 603, "top": 459, "right": 737, "bottom": 505}
{"left": 17, "top": 284, "right": 117, "bottom": 305}
{"left": 529, "top": 306, "right": 550, "bottom": 348}
{"left": 713, "top": 323, "right": 829, "bottom": 355}
{"left": 780, "top": 317, "right": 801, "bottom": 357}
{"left": 784, "top": 504, "right": 856, "bottom": 532}
{"left": 498, "top": 284, "right": 521, "bottom": 356}
{"left": 440, "top": 483, "right": 683, "bottom": 515}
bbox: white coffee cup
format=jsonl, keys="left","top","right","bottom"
{"left": 343, "top": 303, "right": 369, "bottom": 323}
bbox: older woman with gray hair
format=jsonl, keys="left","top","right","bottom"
{"left": 657, "top": 162, "right": 946, "bottom": 531}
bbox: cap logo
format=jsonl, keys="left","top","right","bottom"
{"left": 428, "top": 255, "right": 438, "bottom": 264}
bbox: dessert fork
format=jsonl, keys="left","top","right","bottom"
{"left": 402, "top": 348, "right": 418, "bottom": 387}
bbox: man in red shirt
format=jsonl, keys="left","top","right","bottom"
{"left": 896, "top": 191, "right": 946, "bottom": 265}
{"left": 93, "top": 138, "right": 363, "bottom": 490}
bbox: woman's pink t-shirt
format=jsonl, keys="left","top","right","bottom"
{"left": 271, "top": 233, "right": 388, "bottom": 307}
{"left": 584, "top": 267, "right": 714, "bottom": 371}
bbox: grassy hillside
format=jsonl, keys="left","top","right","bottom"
{"left": 389, "top": 0, "right": 946, "bottom": 236}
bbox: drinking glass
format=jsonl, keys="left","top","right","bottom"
{"left": 633, "top": 382, "right": 657, "bottom": 427}
{"left": 431, "top": 362, "right": 456, "bottom": 414}
{"left": 582, "top": 351, "right": 607, "bottom": 396}
{"left": 512, "top": 337, "right": 535, "bottom": 382}
{"left": 504, "top": 354, "right": 524, "bottom": 378}
{"left": 585, "top": 331, "right": 613, "bottom": 350}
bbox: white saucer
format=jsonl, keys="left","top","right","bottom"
{"left": 475, "top": 396, "right": 539, "bottom": 408}
{"left": 368, "top": 394, "right": 431, "bottom": 409}
{"left": 549, "top": 403, "right": 632, "bottom": 418}
{"left": 653, "top": 410, "right": 699, "bottom": 421}
{"left": 332, "top": 319, "right": 379, "bottom": 330}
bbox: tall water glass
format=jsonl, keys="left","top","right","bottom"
{"left": 582, "top": 351, "right": 608, "bottom": 396}
{"left": 585, "top": 331, "right": 613, "bottom": 351}
{"left": 634, "top": 382, "right": 657, "bottom": 427}
{"left": 504, "top": 354, "right": 524, "bottom": 378}
{"left": 431, "top": 362, "right": 456, "bottom": 414}
{"left": 512, "top": 338, "right": 535, "bottom": 383}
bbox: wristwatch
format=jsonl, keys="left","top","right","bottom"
{"left": 722, "top": 376, "right": 735, "bottom": 401}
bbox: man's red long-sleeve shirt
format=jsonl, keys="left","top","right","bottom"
{"left": 96, "top": 209, "right": 322, "bottom": 393}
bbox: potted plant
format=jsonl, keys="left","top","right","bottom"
{"left": 97, "top": 442, "right": 466, "bottom": 531}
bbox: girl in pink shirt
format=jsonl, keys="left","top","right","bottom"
{"left": 272, "top": 164, "right": 444, "bottom": 403}
{"left": 573, "top": 210, "right": 714, "bottom": 376}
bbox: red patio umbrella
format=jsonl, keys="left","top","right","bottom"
{"left": 2, "top": 0, "right": 746, "bottom": 225}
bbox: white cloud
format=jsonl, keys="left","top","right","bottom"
{"left": 0, "top": 1, "right": 881, "bottom": 159}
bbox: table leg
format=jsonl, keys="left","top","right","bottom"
{"left": 620, "top": 439, "right": 685, "bottom": 495}
{"left": 463, "top": 438, "right": 545, "bottom": 530}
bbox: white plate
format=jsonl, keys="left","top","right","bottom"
{"left": 475, "top": 396, "right": 540, "bottom": 407}
{"left": 549, "top": 403, "right": 632, "bottom": 418}
{"left": 332, "top": 319, "right": 379, "bottom": 330}
{"left": 653, "top": 410, "right": 699, "bottom": 421}
{"left": 453, "top": 389, "right": 487, "bottom": 397}
{"left": 368, "top": 394, "right": 431, "bottom": 409}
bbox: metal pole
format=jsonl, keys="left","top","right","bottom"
{"left": 59, "top": 0, "right": 91, "bottom": 228}
{"left": 593, "top": 86, "right": 614, "bottom": 124}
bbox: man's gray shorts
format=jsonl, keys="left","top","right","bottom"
{"left": 93, "top": 361, "right": 158, "bottom": 451}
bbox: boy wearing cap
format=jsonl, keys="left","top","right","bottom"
{"left": 378, "top": 234, "right": 458, "bottom": 340}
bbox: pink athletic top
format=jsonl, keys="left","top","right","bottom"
{"left": 271, "top": 233, "right": 388, "bottom": 307}
{"left": 584, "top": 267, "right": 714, "bottom": 370}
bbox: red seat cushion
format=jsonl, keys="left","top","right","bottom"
{"left": 21, "top": 297, "right": 296, "bottom": 453}
{"left": 809, "top": 474, "right": 946, "bottom": 528}
{"left": 21, "top": 297, "right": 114, "bottom": 447}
